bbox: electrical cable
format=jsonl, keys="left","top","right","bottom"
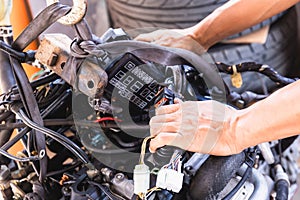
{"left": 0, "top": 119, "right": 75, "bottom": 129}
{"left": 38, "top": 84, "right": 69, "bottom": 108}
{"left": 30, "top": 73, "right": 60, "bottom": 89}
{"left": 0, "top": 40, "right": 27, "bottom": 61}
{"left": 0, "top": 111, "right": 13, "bottom": 122}
{"left": 80, "top": 137, "right": 138, "bottom": 154}
{"left": 0, "top": 90, "right": 72, "bottom": 152}
{"left": 15, "top": 109, "right": 89, "bottom": 164}
{"left": 46, "top": 162, "right": 81, "bottom": 177}
{"left": 109, "top": 134, "right": 142, "bottom": 148}
{"left": 221, "top": 165, "right": 252, "bottom": 200}
{"left": 221, "top": 150, "right": 256, "bottom": 200}
{"left": 39, "top": 89, "right": 71, "bottom": 117}
{"left": 10, "top": 3, "right": 74, "bottom": 183}
{"left": 139, "top": 136, "right": 155, "bottom": 164}
{"left": 1, "top": 127, "right": 29, "bottom": 151}
{"left": 0, "top": 101, "right": 12, "bottom": 107}
{"left": 215, "top": 62, "right": 297, "bottom": 87}
{"left": 88, "top": 181, "right": 124, "bottom": 200}
{"left": 278, "top": 139, "right": 283, "bottom": 164}
{"left": 0, "top": 147, "right": 39, "bottom": 162}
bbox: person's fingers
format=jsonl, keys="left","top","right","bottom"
{"left": 150, "top": 121, "right": 180, "bottom": 136}
{"left": 155, "top": 103, "right": 180, "bottom": 115}
{"left": 134, "top": 33, "right": 153, "bottom": 42}
{"left": 149, "top": 132, "right": 181, "bottom": 153}
{"left": 135, "top": 30, "right": 164, "bottom": 42}
{"left": 174, "top": 98, "right": 182, "bottom": 104}
{"left": 150, "top": 112, "right": 178, "bottom": 123}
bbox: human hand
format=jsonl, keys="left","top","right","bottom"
{"left": 149, "top": 100, "right": 244, "bottom": 156}
{"left": 135, "top": 29, "right": 206, "bottom": 55}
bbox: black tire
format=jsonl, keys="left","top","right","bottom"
{"left": 106, "top": 0, "right": 285, "bottom": 39}
{"left": 208, "top": 7, "right": 299, "bottom": 93}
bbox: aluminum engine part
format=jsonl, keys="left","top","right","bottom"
{"left": 218, "top": 164, "right": 270, "bottom": 200}
{"left": 218, "top": 176, "right": 254, "bottom": 200}
{"left": 111, "top": 173, "right": 134, "bottom": 199}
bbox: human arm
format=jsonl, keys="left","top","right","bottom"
{"left": 136, "top": 0, "right": 300, "bottom": 51}
{"left": 149, "top": 80, "right": 300, "bottom": 156}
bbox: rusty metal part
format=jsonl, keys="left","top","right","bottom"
{"left": 35, "top": 34, "right": 108, "bottom": 98}
{"left": 35, "top": 34, "right": 70, "bottom": 75}
{"left": 46, "top": 0, "right": 87, "bottom": 25}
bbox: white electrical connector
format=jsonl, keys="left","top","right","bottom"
{"left": 134, "top": 164, "right": 150, "bottom": 195}
{"left": 134, "top": 136, "right": 154, "bottom": 198}
{"left": 156, "top": 168, "right": 184, "bottom": 193}
{"left": 156, "top": 168, "right": 168, "bottom": 189}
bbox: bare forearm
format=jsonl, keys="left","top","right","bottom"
{"left": 189, "top": 0, "right": 300, "bottom": 49}
{"left": 235, "top": 80, "right": 300, "bottom": 149}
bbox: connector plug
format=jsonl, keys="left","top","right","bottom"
{"left": 133, "top": 164, "right": 150, "bottom": 195}
{"left": 156, "top": 168, "right": 184, "bottom": 193}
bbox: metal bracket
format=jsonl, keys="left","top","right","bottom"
{"left": 35, "top": 34, "right": 107, "bottom": 98}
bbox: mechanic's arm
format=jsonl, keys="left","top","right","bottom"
{"left": 149, "top": 80, "right": 300, "bottom": 156}
{"left": 136, "top": 0, "right": 300, "bottom": 51}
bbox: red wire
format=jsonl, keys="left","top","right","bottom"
{"left": 94, "top": 117, "right": 122, "bottom": 123}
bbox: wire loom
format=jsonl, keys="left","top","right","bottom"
{"left": 0, "top": 3, "right": 94, "bottom": 198}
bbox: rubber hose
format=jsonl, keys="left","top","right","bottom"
{"left": 188, "top": 152, "right": 245, "bottom": 200}
{"left": 275, "top": 179, "right": 289, "bottom": 200}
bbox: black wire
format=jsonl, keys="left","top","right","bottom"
{"left": 0, "top": 111, "right": 13, "bottom": 122}
{"left": 0, "top": 119, "right": 75, "bottom": 129}
{"left": 0, "top": 40, "right": 26, "bottom": 61}
{"left": 222, "top": 149, "right": 256, "bottom": 200}
{"left": 110, "top": 134, "right": 142, "bottom": 148}
{"left": 30, "top": 73, "right": 60, "bottom": 89}
{"left": 0, "top": 147, "right": 39, "bottom": 162}
{"left": 88, "top": 181, "right": 124, "bottom": 200}
{"left": 38, "top": 84, "right": 68, "bottom": 108}
{"left": 80, "top": 130, "right": 139, "bottom": 154}
{"left": 222, "top": 166, "right": 252, "bottom": 200}
{"left": 0, "top": 101, "right": 12, "bottom": 107}
{"left": 0, "top": 90, "right": 72, "bottom": 151}
{"left": 278, "top": 139, "right": 283, "bottom": 164}
{"left": 1, "top": 127, "right": 29, "bottom": 151}
{"left": 39, "top": 89, "right": 71, "bottom": 117}
{"left": 46, "top": 162, "right": 81, "bottom": 177}
{"left": 10, "top": 55, "right": 46, "bottom": 181}
{"left": 16, "top": 109, "right": 89, "bottom": 164}
{"left": 82, "top": 140, "right": 138, "bottom": 154}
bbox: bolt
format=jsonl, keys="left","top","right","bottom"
{"left": 47, "top": 53, "right": 58, "bottom": 66}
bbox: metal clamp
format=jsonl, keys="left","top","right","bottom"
{"left": 46, "top": 0, "right": 87, "bottom": 25}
